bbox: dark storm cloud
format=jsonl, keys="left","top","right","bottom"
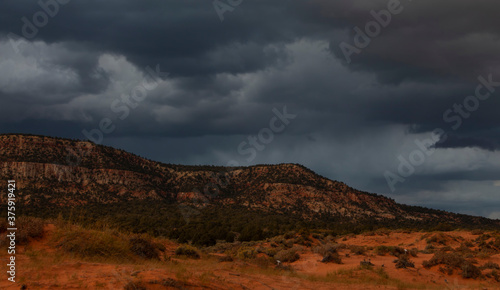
{"left": 0, "top": 0, "right": 311, "bottom": 77}
{"left": 321, "top": 0, "right": 500, "bottom": 81}
{"left": 0, "top": 0, "right": 499, "bottom": 217}
{"left": 0, "top": 0, "right": 498, "bottom": 148}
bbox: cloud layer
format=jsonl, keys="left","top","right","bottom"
{"left": 0, "top": 0, "right": 499, "bottom": 218}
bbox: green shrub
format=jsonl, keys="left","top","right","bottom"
{"left": 175, "top": 245, "right": 200, "bottom": 259}
{"left": 261, "top": 247, "right": 279, "bottom": 257}
{"left": 237, "top": 246, "right": 256, "bottom": 260}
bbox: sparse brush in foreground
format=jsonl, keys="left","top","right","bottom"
{"left": 175, "top": 244, "right": 201, "bottom": 259}
{"left": 313, "top": 243, "right": 343, "bottom": 264}
{"left": 53, "top": 226, "right": 131, "bottom": 260}
{"left": 422, "top": 250, "right": 481, "bottom": 279}
{"left": 51, "top": 223, "right": 166, "bottom": 262}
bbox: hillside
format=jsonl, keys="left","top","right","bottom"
{"left": 1, "top": 133, "right": 499, "bottom": 241}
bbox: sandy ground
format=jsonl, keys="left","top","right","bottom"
{"left": 0, "top": 226, "right": 499, "bottom": 289}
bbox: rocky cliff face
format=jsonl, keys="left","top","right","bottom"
{"left": 0, "top": 134, "right": 496, "bottom": 225}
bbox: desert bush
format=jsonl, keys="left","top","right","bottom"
{"left": 491, "top": 270, "right": 500, "bottom": 282}
{"left": 422, "top": 251, "right": 464, "bottom": 269}
{"left": 440, "top": 246, "right": 453, "bottom": 252}
{"left": 432, "top": 223, "right": 453, "bottom": 232}
{"left": 461, "top": 261, "right": 481, "bottom": 279}
{"left": 312, "top": 233, "right": 322, "bottom": 240}
{"left": 293, "top": 236, "right": 306, "bottom": 245}
{"left": 129, "top": 236, "right": 163, "bottom": 260}
{"left": 16, "top": 216, "right": 45, "bottom": 244}
{"left": 479, "top": 262, "right": 500, "bottom": 270}
{"left": 426, "top": 233, "right": 448, "bottom": 245}
{"left": 53, "top": 226, "right": 130, "bottom": 260}
{"left": 349, "top": 245, "right": 366, "bottom": 255}
{"left": 124, "top": 280, "right": 147, "bottom": 290}
{"left": 470, "top": 229, "right": 484, "bottom": 235}
{"left": 456, "top": 243, "right": 473, "bottom": 255}
{"left": 423, "top": 251, "right": 481, "bottom": 279}
{"left": 237, "top": 246, "right": 256, "bottom": 260}
{"left": 175, "top": 245, "right": 200, "bottom": 259}
{"left": 475, "top": 233, "right": 491, "bottom": 242}
{"left": 423, "top": 244, "right": 435, "bottom": 254}
{"left": 374, "top": 245, "right": 392, "bottom": 256}
{"left": 313, "top": 243, "right": 340, "bottom": 256}
{"left": 274, "top": 248, "right": 300, "bottom": 263}
{"left": 374, "top": 245, "right": 415, "bottom": 257}
{"left": 283, "top": 239, "right": 294, "bottom": 248}
{"left": 321, "top": 252, "right": 342, "bottom": 264}
{"left": 395, "top": 255, "right": 415, "bottom": 269}
{"left": 265, "top": 247, "right": 279, "bottom": 257}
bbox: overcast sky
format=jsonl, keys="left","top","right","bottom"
{"left": 1, "top": 0, "right": 499, "bottom": 219}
